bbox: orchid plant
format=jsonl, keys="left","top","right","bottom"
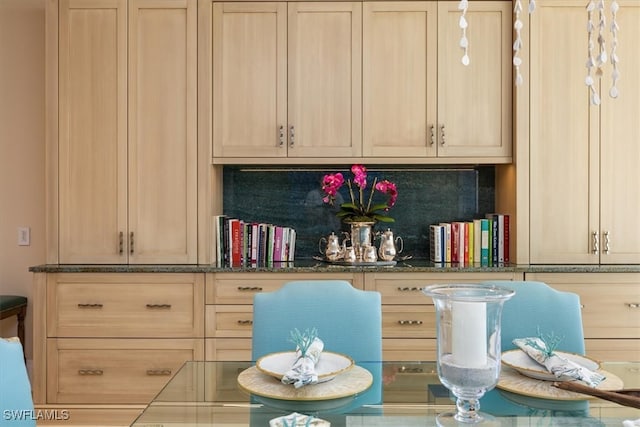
{"left": 321, "top": 164, "right": 397, "bottom": 223}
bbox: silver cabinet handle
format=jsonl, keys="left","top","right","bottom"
{"left": 119, "top": 232, "right": 124, "bottom": 255}
{"left": 397, "top": 287, "right": 422, "bottom": 292}
{"left": 146, "top": 304, "right": 172, "bottom": 309}
{"left": 237, "top": 286, "right": 263, "bottom": 292}
{"left": 627, "top": 303, "right": 640, "bottom": 308}
{"left": 398, "top": 320, "right": 423, "bottom": 325}
{"left": 429, "top": 125, "right": 435, "bottom": 145}
{"left": 289, "top": 126, "right": 295, "bottom": 147}
{"left": 78, "top": 369, "right": 103, "bottom": 376}
{"left": 603, "top": 231, "right": 610, "bottom": 254}
{"left": 440, "top": 125, "right": 445, "bottom": 145}
{"left": 77, "top": 303, "right": 103, "bottom": 309}
{"left": 279, "top": 125, "right": 284, "bottom": 147}
{"left": 592, "top": 231, "right": 599, "bottom": 254}
{"left": 146, "top": 369, "right": 172, "bottom": 376}
{"left": 130, "top": 231, "right": 134, "bottom": 255}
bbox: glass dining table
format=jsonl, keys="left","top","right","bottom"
{"left": 131, "top": 360, "right": 639, "bottom": 426}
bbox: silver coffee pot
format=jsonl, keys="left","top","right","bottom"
{"left": 377, "top": 228, "right": 404, "bottom": 261}
{"left": 318, "top": 232, "right": 346, "bottom": 261}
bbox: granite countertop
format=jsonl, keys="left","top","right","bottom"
{"left": 28, "top": 260, "right": 640, "bottom": 273}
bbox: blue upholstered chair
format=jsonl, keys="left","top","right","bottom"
{"left": 0, "top": 337, "right": 35, "bottom": 427}
{"left": 251, "top": 280, "right": 382, "bottom": 415}
{"left": 480, "top": 280, "right": 586, "bottom": 355}
{"left": 252, "top": 280, "right": 382, "bottom": 362}
{"left": 478, "top": 281, "right": 588, "bottom": 417}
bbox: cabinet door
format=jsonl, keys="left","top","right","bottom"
{"left": 128, "top": 0, "right": 198, "bottom": 263}
{"left": 599, "top": 2, "right": 640, "bottom": 264}
{"left": 288, "top": 2, "right": 362, "bottom": 157}
{"left": 212, "top": 2, "right": 287, "bottom": 158}
{"left": 58, "top": 0, "right": 127, "bottom": 263}
{"left": 362, "top": 2, "right": 437, "bottom": 157}
{"left": 529, "top": 1, "right": 599, "bottom": 264}
{"left": 437, "top": 1, "right": 511, "bottom": 158}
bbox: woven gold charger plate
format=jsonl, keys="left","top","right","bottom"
{"left": 497, "top": 365, "right": 624, "bottom": 400}
{"left": 238, "top": 365, "right": 373, "bottom": 401}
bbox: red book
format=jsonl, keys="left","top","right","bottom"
{"left": 451, "top": 222, "right": 460, "bottom": 263}
{"left": 230, "top": 219, "right": 242, "bottom": 266}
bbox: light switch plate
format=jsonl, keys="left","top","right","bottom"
{"left": 18, "top": 227, "right": 30, "bottom": 246}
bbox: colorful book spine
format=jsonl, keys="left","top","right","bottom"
{"left": 430, "top": 224, "right": 444, "bottom": 263}
{"left": 480, "top": 218, "right": 490, "bottom": 266}
{"left": 503, "top": 214, "right": 510, "bottom": 264}
{"left": 473, "top": 219, "right": 482, "bottom": 265}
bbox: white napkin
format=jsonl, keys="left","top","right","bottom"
{"left": 281, "top": 337, "right": 324, "bottom": 388}
{"left": 269, "top": 412, "right": 330, "bottom": 427}
{"left": 623, "top": 419, "right": 640, "bottom": 427}
{"left": 513, "top": 337, "right": 606, "bottom": 387}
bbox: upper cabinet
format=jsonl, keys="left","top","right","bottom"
{"left": 209, "top": 0, "right": 511, "bottom": 163}
{"left": 211, "top": 2, "right": 362, "bottom": 159}
{"left": 527, "top": 0, "right": 640, "bottom": 264}
{"left": 363, "top": 1, "right": 512, "bottom": 160}
{"left": 53, "top": 0, "right": 198, "bottom": 264}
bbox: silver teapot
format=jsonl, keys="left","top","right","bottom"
{"left": 377, "top": 228, "right": 404, "bottom": 261}
{"left": 318, "top": 232, "right": 346, "bottom": 261}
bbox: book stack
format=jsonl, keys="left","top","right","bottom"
{"left": 429, "top": 213, "right": 510, "bottom": 266}
{"left": 212, "top": 215, "right": 297, "bottom": 267}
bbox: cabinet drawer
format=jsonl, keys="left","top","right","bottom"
{"left": 47, "top": 273, "right": 204, "bottom": 337}
{"left": 207, "top": 272, "right": 362, "bottom": 304}
{"left": 526, "top": 273, "right": 640, "bottom": 339}
{"left": 366, "top": 272, "right": 521, "bottom": 304}
{"left": 382, "top": 305, "right": 435, "bottom": 338}
{"left": 205, "top": 338, "right": 252, "bottom": 361}
{"left": 205, "top": 305, "right": 253, "bottom": 338}
{"left": 47, "top": 338, "right": 203, "bottom": 404}
{"left": 383, "top": 339, "right": 437, "bottom": 362}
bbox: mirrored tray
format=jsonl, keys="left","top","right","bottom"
{"left": 313, "top": 255, "right": 412, "bottom": 266}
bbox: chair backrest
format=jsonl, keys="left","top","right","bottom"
{"left": 0, "top": 337, "right": 36, "bottom": 427}
{"left": 480, "top": 280, "right": 586, "bottom": 355}
{"left": 252, "top": 280, "right": 382, "bottom": 362}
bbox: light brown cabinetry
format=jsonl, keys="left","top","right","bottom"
{"left": 210, "top": 2, "right": 362, "bottom": 159}
{"left": 52, "top": 0, "right": 198, "bottom": 264}
{"left": 34, "top": 273, "right": 204, "bottom": 405}
{"left": 204, "top": 272, "right": 364, "bottom": 361}
{"left": 362, "top": 1, "right": 512, "bottom": 160}
{"left": 364, "top": 271, "right": 522, "bottom": 360}
{"left": 527, "top": 0, "right": 640, "bottom": 264}
{"left": 526, "top": 272, "right": 640, "bottom": 361}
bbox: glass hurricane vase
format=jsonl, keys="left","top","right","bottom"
{"left": 423, "top": 284, "right": 514, "bottom": 426}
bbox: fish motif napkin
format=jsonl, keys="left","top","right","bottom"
{"left": 513, "top": 337, "right": 606, "bottom": 387}
{"left": 281, "top": 328, "right": 324, "bottom": 388}
{"left": 269, "top": 412, "right": 330, "bottom": 427}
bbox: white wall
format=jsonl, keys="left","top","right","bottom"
{"left": 0, "top": 0, "right": 46, "bottom": 361}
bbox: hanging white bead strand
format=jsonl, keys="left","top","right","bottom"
{"left": 513, "top": 1, "right": 524, "bottom": 85}
{"left": 585, "top": 1, "right": 600, "bottom": 105}
{"left": 596, "top": 0, "right": 607, "bottom": 77}
{"left": 459, "top": 0, "right": 470, "bottom": 66}
{"left": 609, "top": 0, "right": 620, "bottom": 98}
{"left": 513, "top": 0, "right": 536, "bottom": 87}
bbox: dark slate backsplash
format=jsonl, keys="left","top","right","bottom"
{"left": 222, "top": 166, "right": 495, "bottom": 260}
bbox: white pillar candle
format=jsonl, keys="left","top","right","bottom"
{"left": 452, "top": 301, "right": 487, "bottom": 368}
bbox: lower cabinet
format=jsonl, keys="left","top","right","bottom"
{"left": 525, "top": 272, "right": 640, "bottom": 361}
{"left": 47, "top": 338, "right": 203, "bottom": 404}
{"left": 34, "top": 272, "right": 205, "bottom": 408}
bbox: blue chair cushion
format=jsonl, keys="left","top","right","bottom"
{"left": 481, "top": 280, "right": 586, "bottom": 355}
{"left": 0, "top": 338, "right": 35, "bottom": 426}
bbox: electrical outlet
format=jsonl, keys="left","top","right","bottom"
{"left": 18, "top": 227, "right": 30, "bottom": 246}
